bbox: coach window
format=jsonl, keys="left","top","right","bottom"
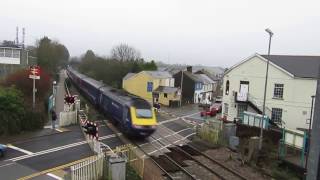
{"left": 225, "top": 80, "right": 230, "bottom": 95}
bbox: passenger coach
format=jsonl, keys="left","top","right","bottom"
{"left": 66, "top": 67, "right": 157, "bottom": 137}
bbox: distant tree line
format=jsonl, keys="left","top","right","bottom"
{"left": 75, "top": 44, "right": 157, "bottom": 88}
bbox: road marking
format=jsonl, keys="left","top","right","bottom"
{"left": 7, "top": 144, "right": 34, "bottom": 155}
{"left": 55, "top": 129, "right": 63, "bottom": 132}
{"left": 7, "top": 133, "right": 120, "bottom": 162}
{"left": 0, "top": 162, "right": 14, "bottom": 168}
{"left": 47, "top": 173, "right": 63, "bottom": 180}
{"left": 139, "top": 128, "right": 191, "bottom": 147}
{"left": 158, "top": 112, "right": 198, "bottom": 124}
{"left": 17, "top": 155, "right": 97, "bottom": 180}
{"left": 144, "top": 132, "right": 196, "bottom": 157}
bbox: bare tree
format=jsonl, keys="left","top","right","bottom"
{"left": 111, "top": 44, "right": 141, "bottom": 61}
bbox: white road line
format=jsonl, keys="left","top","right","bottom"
{"left": 144, "top": 132, "right": 196, "bottom": 157}
{"left": 0, "top": 162, "right": 14, "bottom": 168}
{"left": 159, "top": 112, "right": 199, "bottom": 124}
{"left": 55, "top": 129, "right": 63, "bottom": 133}
{"left": 47, "top": 173, "right": 63, "bottom": 180}
{"left": 139, "top": 128, "right": 191, "bottom": 147}
{"left": 7, "top": 134, "right": 119, "bottom": 162}
{"left": 7, "top": 145, "right": 34, "bottom": 155}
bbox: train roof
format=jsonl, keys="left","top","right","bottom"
{"left": 68, "top": 67, "right": 151, "bottom": 108}
{"left": 68, "top": 67, "right": 105, "bottom": 89}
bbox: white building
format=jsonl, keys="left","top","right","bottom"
{"left": 0, "top": 45, "right": 30, "bottom": 78}
{"left": 193, "top": 74, "right": 215, "bottom": 104}
{"left": 222, "top": 53, "right": 319, "bottom": 131}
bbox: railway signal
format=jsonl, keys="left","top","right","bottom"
{"left": 83, "top": 122, "right": 98, "bottom": 139}
{"left": 64, "top": 94, "right": 75, "bottom": 105}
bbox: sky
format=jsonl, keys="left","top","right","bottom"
{"left": 1, "top": 0, "right": 320, "bottom": 67}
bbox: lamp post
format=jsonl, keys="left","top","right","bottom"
{"left": 259, "top": 28, "right": 273, "bottom": 150}
{"left": 52, "top": 81, "right": 57, "bottom": 109}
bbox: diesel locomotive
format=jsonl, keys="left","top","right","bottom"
{"left": 66, "top": 67, "right": 157, "bottom": 137}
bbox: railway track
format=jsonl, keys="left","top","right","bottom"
{"left": 147, "top": 132, "right": 249, "bottom": 180}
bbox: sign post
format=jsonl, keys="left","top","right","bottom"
{"left": 29, "top": 65, "right": 41, "bottom": 109}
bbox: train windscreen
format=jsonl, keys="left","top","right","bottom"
{"left": 135, "top": 109, "right": 152, "bottom": 118}
{"left": 132, "top": 98, "right": 152, "bottom": 118}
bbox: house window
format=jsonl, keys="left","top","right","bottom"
{"left": 224, "top": 103, "right": 229, "bottom": 115}
{"left": 164, "top": 93, "right": 168, "bottom": 98}
{"left": 4, "top": 49, "right": 12, "bottom": 57}
{"left": 0, "top": 49, "right": 4, "bottom": 57}
{"left": 273, "top": 84, "right": 284, "bottom": 99}
{"left": 225, "top": 80, "right": 230, "bottom": 95}
{"left": 271, "top": 108, "right": 283, "bottom": 123}
{"left": 13, "top": 49, "right": 20, "bottom": 58}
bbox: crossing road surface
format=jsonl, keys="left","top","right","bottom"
{"left": 0, "top": 125, "right": 124, "bottom": 180}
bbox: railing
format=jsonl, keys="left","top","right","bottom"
{"left": 247, "top": 93, "right": 272, "bottom": 118}
{"left": 71, "top": 153, "right": 105, "bottom": 180}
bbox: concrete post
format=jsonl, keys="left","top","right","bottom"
{"left": 108, "top": 154, "right": 126, "bottom": 180}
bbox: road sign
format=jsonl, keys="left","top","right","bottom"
{"left": 29, "top": 65, "right": 41, "bottom": 79}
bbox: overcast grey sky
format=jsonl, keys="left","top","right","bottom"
{"left": 1, "top": 0, "right": 319, "bottom": 67}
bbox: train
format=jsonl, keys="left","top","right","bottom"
{"left": 66, "top": 67, "right": 157, "bottom": 137}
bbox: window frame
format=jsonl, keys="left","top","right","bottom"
{"left": 271, "top": 108, "right": 283, "bottom": 123}
{"left": 273, "top": 83, "right": 284, "bottom": 99}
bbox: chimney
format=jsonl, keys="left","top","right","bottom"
{"left": 187, "top": 66, "right": 192, "bottom": 72}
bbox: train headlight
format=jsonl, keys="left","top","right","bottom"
{"left": 132, "top": 125, "right": 143, "bottom": 129}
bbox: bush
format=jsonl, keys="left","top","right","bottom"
{"left": 0, "top": 87, "right": 25, "bottom": 135}
{"left": 21, "top": 111, "right": 46, "bottom": 131}
{"left": 0, "top": 86, "right": 46, "bottom": 135}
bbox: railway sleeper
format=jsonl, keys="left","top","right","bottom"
{"left": 151, "top": 155, "right": 181, "bottom": 173}
{"left": 166, "top": 149, "right": 189, "bottom": 167}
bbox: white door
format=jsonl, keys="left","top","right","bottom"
{"left": 238, "top": 83, "right": 249, "bottom": 101}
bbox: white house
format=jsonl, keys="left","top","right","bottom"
{"left": 194, "top": 74, "right": 215, "bottom": 104}
{"left": 222, "top": 53, "right": 319, "bottom": 131}
{"left": 0, "top": 45, "right": 30, "bottom": 78}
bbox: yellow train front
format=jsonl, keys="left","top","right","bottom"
{"left": 98, "top": 87, "right": 157, "bottom": 138}
{"left": 128, "top": 105, "right": 157, "bottom": 137}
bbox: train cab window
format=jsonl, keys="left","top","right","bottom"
{"left": 135, "top": 109, "right": 152, "bottom": 118}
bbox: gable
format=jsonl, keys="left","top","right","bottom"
{"left": 225, "top": 54, "right": 294, "bottom": 79}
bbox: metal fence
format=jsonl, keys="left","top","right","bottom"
{"left": 71, "top": 153, "right": 105, "bottom": 180}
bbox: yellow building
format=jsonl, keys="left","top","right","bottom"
{"left": 123, "top": 71, "right": 181, "bottom": 106}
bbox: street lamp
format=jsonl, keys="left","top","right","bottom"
{"left": 259, "top": 28, "right": 273, "bottom": 150}
{"left": 52, "top": 81, "right": 57, "bottom": 109}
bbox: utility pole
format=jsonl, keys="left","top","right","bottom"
{"left": 259, "top": 28, "right": 273, "bottom": 150}
{"left": 179, "top": 70, "right": 184, "bottom": 107}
